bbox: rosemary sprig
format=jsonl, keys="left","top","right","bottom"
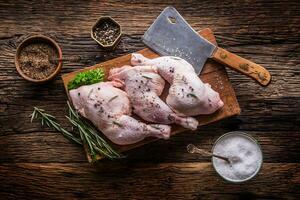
{"left": 66, "top": 102, "right": 123, "bottom": 160}
{"left": 30, "top": 107, "right": 82, "bottom": 145}
{"left": 30, "top": 102, "right": 123, "bottom": 161}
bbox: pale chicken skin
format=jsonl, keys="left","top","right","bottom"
{"left": 69, "top": 82, "right": 171, "bottom": 145}
{"left": 108, "top": 65, "right": 198, "bottom": 130}
{"left": 131, "top": 53, "right": 224, "bottom": 116}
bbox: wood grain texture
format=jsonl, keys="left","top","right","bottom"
{"left": 0, "top": 0, "right": 299, "bottom": 199}
{"left": 62, "top": 28, "right": 240, "bottom": 161}
{"left": 0, "top": 162, "right": 300, "bottom": 200}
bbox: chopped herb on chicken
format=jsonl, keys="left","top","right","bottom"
{"left": 187, "top": 93, "right": 198, "bottom": 99}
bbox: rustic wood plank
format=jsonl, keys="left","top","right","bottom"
{"left": 0, "top": 0, "right": 299, "bottom": 198}
{"left": 0, "top": 162, "right": 299, "bottom": 199}
{"left": 0, "top": 1, "right": 298, "bottom": 38}
{"left": 0, "top": 130, "right": 300, "bottom": 163}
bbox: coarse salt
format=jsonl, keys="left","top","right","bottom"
{"left": 212, "top": 132, "right": 263, "bottom": 182}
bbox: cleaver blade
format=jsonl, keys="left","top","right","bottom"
{"left": 142, "top": 6, "right": 216, "bottom": 74}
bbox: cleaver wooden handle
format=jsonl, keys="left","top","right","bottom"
{"left": 212, "top": 47, "right": 271, "bottom": 86}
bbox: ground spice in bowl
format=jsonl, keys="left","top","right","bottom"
{"left": 19, "top": 43, "right": 58, "bottom": 80}
{"left": 15, "top": 35, "right": 62, "bottom": 83}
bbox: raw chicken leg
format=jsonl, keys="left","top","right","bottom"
{"left": 69, "top": 82, "right": 171, "bottom": 145}
{"left": 131, "top": 53, "right": 224, "bottom": 116}
{"left": 108, "top": 65, "right": 198, "bottom": 130}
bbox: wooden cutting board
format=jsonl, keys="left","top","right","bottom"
{"left": 62, "top": 28, "right": 241, "bottom": 162}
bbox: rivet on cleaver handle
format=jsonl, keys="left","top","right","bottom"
{"left": 143, "top": 6, "right": 271, "bottom": 86}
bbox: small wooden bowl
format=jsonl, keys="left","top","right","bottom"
{"left": 15, "top": 35, "right": 63, "bottom": 83}
{"left": 91, "top": 16, "right": 122, "bottom": 50}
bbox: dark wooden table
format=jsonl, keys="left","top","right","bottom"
{"left": 0, "top": 1, "right": 299, "bottom": 199}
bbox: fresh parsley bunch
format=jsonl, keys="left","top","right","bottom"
{"left": 68, "top": 68, "right": 105, "bottom": 90}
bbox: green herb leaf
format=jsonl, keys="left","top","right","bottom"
{"left": 112, "top": 121, "right": 123, "bottom": 127}
{"left": 142, "top": 75, "right": 152, "bottom": 79}
{"left": 150, "top": 125, "right": 161, "bottom": 130}
{"left": 108, "top": 95, "right": 118, "bottom": 102}
{"left": 187, "top": 93, "right": 198, "bottom": 99}
{"left": 68, "top": 68, "right": 105, "bottom": 90}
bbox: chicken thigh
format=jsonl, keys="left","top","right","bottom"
{"left": 108, "top": 65, "right": 198, "bottom": 130}
{"left": 69, "top": 81, "right": 171, "bottom": 145}
{"left": 131, "top": 54, "right": 224, "bottom": 116}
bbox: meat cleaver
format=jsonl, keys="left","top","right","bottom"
{"left": 142, "top": 7, "right": 271, "bottom": 86}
